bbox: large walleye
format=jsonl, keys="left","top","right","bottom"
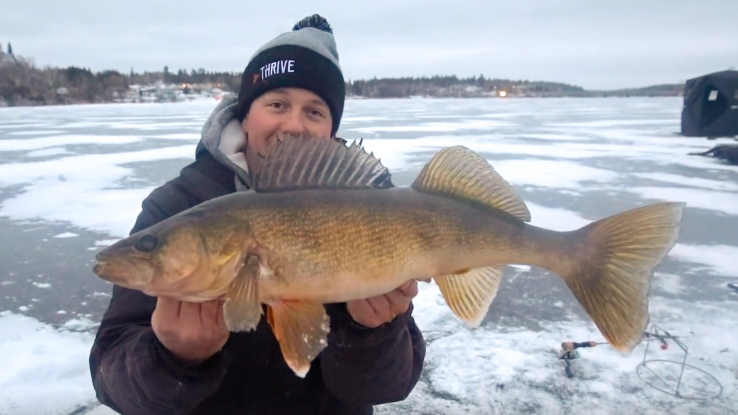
{"left": 93, "top": 135, "right": 685, "bottom": 378}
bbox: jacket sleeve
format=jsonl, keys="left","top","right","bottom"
{"left": 89, "top": 185, "right": 232, "bottom": 415}
{"left": 320, "top": 302, "right": 426, "bottom": 406}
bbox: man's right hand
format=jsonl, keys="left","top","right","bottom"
{"left": 152, "top": 297, "right": 230, "bottom": 364}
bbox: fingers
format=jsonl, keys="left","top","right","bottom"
{"left": 346, "top": 299, "right": 377, "bottom": 327}
{"left": 179, "top": 301, "right": 203, "bottom": 325}
{"left": 154, "top": 296, "right": 181, "bottom": 321}
{"left": 214, "top": 299, "right": 226, "bottom": 327}
{"left": 397, "top": 280, "right": 419, "bottom": 297}
{"left": 385, "top": 289, "right": 411, "bottom": 315}
{"left": 367, "top": 295, "right": 394, "bottom": 323}
{"left": 200, "top": 299, "right": 221, "bottom": 328}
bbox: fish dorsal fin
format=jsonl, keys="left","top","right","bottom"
{"left": 411, "top": 146, "right": 531, "bottom": 222}
{"left": 253, "top": 135, "right": 393, "bottom": 192}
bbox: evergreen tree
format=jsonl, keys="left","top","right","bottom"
{"left": 7, "top": 42, "right": 13, "bottom": 55}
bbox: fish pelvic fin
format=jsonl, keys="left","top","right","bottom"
{"left": 435, "top": 265, "right": 506, "bottom": 327}
{"left": 253, "top": 134, "right": 393, "bottom": 192}
{"left": 266, "top": 301, "right": 330, "bottom": 378}
{"left": 223, "top": 255, "right": 263, "bottom": 332}
{"left": 411, "top": 146, "right": 530, "bottom": 222}
{"left": 565, "top": 202, "right": 686, "bottom": 353}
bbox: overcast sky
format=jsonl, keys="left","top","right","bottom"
{"left": 2, "top": 0, "right": 736, "bottom": 90}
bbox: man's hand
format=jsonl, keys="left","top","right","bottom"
{"left": 152, "top": 297, "right": 230, "bottom": 364}
{"left": 346, "top": 280, "right": 420, "bottom": 328}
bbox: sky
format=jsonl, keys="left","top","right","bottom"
{"left": 1, "top": 0, "right": 737, "bottom": 90}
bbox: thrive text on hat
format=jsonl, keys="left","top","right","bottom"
{"left": 237, "top": 14, "right": 346, "bottom": 136}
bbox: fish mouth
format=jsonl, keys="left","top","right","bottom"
{"left": 93, "top": 260, "right": 131, "bottom": 286}
{"left": 92, "top": 261, "right": 127, "bottom": 285}
{"left": 93, "top": 252, "right": 155, "bottom": 287}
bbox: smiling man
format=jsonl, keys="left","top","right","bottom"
{"left": 89, "top": 14, "right": 426, "bottom": 415}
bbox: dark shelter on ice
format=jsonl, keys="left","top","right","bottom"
{"left": 680, "top": 69, "right": 738, "bottom": 138}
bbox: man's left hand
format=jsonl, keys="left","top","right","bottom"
{"left": 346, "top": 280, "right": 420, "bottom": 328}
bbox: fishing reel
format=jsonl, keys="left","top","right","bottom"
{"left": 557, "top": 341, "right": 600, "bottom": 378}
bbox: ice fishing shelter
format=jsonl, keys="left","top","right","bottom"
{"left": 680, "top": 70, "right": 738, "bottom": 138}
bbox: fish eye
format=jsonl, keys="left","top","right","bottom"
{"left": 134, "top": 234, "right": 158, "bottom": 253}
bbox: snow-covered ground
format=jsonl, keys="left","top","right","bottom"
{"left": 0, "top": 97, "right": 736, "bottom": 414}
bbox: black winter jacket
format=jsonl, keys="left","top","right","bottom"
{"left": 88, "top": 129, "right": 426, "bottom": 414}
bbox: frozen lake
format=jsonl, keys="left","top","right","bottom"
{"left": 0, "top": 97, "right": 737, "bottom": 414}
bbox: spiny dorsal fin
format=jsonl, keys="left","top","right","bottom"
{"left": 411, "top": 146, "right": 531, "bottom": 222}
{"left": 253, "top": 135, "right": 393, "bottom": 192}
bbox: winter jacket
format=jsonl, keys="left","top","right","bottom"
{"left": 88, "top": 96, "right": 426, "bottom": 415}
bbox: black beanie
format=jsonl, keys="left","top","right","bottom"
{"left": 236, "top": 14, "right": 346, "bottom": 136}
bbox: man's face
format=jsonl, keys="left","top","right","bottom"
{"left": 241, "top": 87, "right": 333, "bottom": 174}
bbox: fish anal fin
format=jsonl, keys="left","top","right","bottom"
{"left": 411, "top": 146, "right": 530, "bottom": 222}
{"left": 266, "top": 300, "right": 330, "bottom": 378}
{"left": 223, "top": 255, "right": 263, "bottom": 332}
{"left": 435, "top": 265, "right": 506, "bottom": 327}
{"left": 253, "top": 134, "right": 393, "bottom": 192}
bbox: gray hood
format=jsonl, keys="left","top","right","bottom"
{"left": 198, "top": 94, "right": 252, "bottom": 190}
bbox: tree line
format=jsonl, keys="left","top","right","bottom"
{"left": 0, "top": 49, "right": 683, "bottom": 107}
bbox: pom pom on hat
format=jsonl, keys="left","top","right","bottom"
{"left": 292, "top": 14, "right": 333, "bottom": 34}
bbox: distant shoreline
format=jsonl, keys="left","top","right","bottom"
{"left": 0, "top": 94, "right": 687, "bottom": 110}
{"left": 0, "top": 51, "right": 686, "bottom": 108}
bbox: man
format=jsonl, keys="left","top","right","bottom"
{"left": 89, "top": 14, "right": 426, "bottom": 415}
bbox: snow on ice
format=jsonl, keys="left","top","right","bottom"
{"left": 1, "top": 97, "right": 737, "bottom": 414}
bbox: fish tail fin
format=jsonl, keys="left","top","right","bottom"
{"left": 564, "top": 202, "right": 685, "bottom": 353}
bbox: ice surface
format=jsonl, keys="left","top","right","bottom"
{"left": 0, "top": 312, "right": 101, "bottom": 415}
{"left": 32, "top": 282, "right": 51, "bottom": 288}
{"left": 1, "top": 97, "right": 737, "bottom": 414}
{"left": 0, "top": 145, "right": 194, "bottom": 238}
{"left": 526, "top": 203, "right": 591, "bottom": 231}
{"left": 626, "top": 187, "right": 738, "bottom": 216}
{"left": 0, "top": 135, "right": 141, "bottom": 151}
{"left": 670, "top": 244, "right": 738, "bottom": 278}
{"left": 494, "top": 159, "right": 618, "bottom": 189}
{"left": 351, "top": 119, "right": 513, "bottom": 133}
{"left": 632, "top": 172, "right": 738, "bottom": 192}
{"left": 379, "top": 285, "right": 738, "bottom": 415}
{"left": 53, "top": 232, "right": 78, "bottom": 238}
{"left": 653, "top": 273, "right": 686, "bottom": 295}
{"left": 25, "top": 147, "right": 72, "bottom": 158}
{"left": 148, "top": 133, "right": 201, "bottom": 140}
{"left": 7, "top": 130, "right": 68, "bottom": 136}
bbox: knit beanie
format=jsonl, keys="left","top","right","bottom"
{"left": 236, "top": 14, "right": 345, "bottom": 136}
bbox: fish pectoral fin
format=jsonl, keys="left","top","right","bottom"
{"left": 223, "top": 255, "right": 263, "bottom": 332}
{"left": 267, "top": 300, "right": 330, "bottom": 378}
{"left": 435, "top": 264, "right": 506, "bottom": 328}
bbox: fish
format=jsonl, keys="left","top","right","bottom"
{"left": 93, "top": 134, "right": 686, "bottom": 378}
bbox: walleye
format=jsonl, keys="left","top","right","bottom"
{"left": 93, "top": 135, "right": 685, "bottom": 378}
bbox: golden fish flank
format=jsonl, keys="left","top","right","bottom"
{"left": 93, "top": 134, "right": 686, "bottom": 378}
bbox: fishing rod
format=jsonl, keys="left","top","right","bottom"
{"left": 558, "top": 331, "right": 690, "bottom": 378}
{"left": 561, "top": 330, "right": 689, "bottom": 353}
{"left": 558, "top": 325, "right": 722, "bottom": 400}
